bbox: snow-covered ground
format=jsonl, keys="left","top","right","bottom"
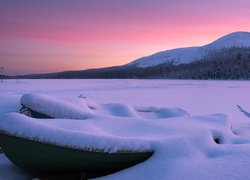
{"left": 1, "top": 79, "right": 250, "bottom": 179}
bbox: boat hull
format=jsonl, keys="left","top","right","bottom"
{"left": 0, "top": 132, "right": 152, "bottom": 177}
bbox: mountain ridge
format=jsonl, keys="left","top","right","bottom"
{"left": 5, "top": 31, "right": 250, "bottom": 80}
{"left": 127, "top": 31, "right": 250, "bottom": 67}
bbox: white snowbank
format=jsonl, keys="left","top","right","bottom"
{"left": 0, "top": 93, "right": 190, "bottom": 153}
{"left": 1, "top": 80, "right": 250, "bottom": 180}
{"left": 20, "top": 93, "right": 189, "bottom": 120}
{"left": 0, "top": 113, "right": 153, "bottom": 153}
{"left": 20, "top": 93, "right": 94, "bottom": 119}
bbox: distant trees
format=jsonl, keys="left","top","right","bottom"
{"left": 15, "top": 47, "right": 250, "bottom": 80}
{"left": 0, "top": 67, "right": 4, "bottom": 82}
{"left": 133, "top": 47, "right": 250, "bottom": 79}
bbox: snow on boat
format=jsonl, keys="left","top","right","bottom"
{"left": 0, "top": 131, "right": 153, "bottom": 178}
{"left": 20, "top": 93, "right": 190, "bottom": 120}
{"left": 0, "top": 113, "right": 153, "bottom": 178}
{"left": 20, "top": 93, "right": 94, "bottom": 119}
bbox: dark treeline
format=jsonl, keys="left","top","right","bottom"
{"left": 13, "top": 47, "right": 250, "bottom": 79}
{"left": 149, "top": 47, "right": 250, "bottom": 79}
{"left": 0, "top": 74, "right": 8, "bottom": 81}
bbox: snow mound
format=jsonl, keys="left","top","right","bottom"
{"left": 128, "top": 31, "right": 250, "bottom": 67}
{"left": 0, "top": 110, "right": 234, "bottom": 154}
{"left": 0, "top": 113, "right": 152, "bottom": 153}
{"left": 20, "top": 93, "right": 189, "bottom": 120}
{"left": 21, "top": 93, "right": 94, "bottom": 120}
{"left": 134, "top": 105, "right": 189, "bottom": 119}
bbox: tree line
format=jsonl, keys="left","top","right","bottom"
{"left": 14, "top": 47, "right": 250, "bottom": 79}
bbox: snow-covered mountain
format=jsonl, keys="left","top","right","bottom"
{"left": 127, "top": 31, "right": 250, "bottom": 67}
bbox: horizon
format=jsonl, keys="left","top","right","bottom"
{"left": 1, "top": 0, "right": 250, "bottom": 75}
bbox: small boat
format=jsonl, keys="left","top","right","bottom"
{"left": 20, "top": 93, "right": 93, "bottom": 120}
{"left": 0, "top": 131, "right": 153, "bottom": 178}
{"left": 20, "top": 105, "right": 52, "bottom": 119}
{"left": 1, "top": 94, "right": 153, "bottom": 178}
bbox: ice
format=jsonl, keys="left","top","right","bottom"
{"left": 1, "top": 79, "right": 250, "bottom": 179}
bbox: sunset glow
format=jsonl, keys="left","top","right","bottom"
{"left": 1, "top": 0, "right": 250, "bottom": 75}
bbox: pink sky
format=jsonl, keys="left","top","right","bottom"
{"left": 1, "top": 0, "right": 250, "bottom": 75}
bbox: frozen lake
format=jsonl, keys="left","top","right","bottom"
{"left": 1, "top": 79, "right": 250, "bottom": 117}
{"left": 1, "top": 79, "right": 250, "bottom": 179}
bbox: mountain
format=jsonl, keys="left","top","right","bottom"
{"left": 14, "top": 46, "right": 250, "bottom": 80}
{"left": 127, "top": 31, "right": 250, "bottom": 67}
{"left": 9, "top": 31, "right": 250, "bottom": 80}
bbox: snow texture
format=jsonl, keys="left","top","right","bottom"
{"left": 1, "top": 79, "right": 250, "bottom": 180}
{"left": 128, "top": 31, "right": 250, "bottom": 67}
{"left": 21, "top": 93, "right": 94, "bottom": 120}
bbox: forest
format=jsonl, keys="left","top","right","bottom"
{"left": 6, "top": 47, "right": 250, "bottom": 80}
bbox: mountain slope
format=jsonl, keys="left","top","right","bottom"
{"left": 15, "top": 47, "right": 250, "bottom": 79}
{"left": 127, "top": 31, "right": 250, "bottom": 67}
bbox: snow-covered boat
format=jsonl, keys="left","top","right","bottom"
{"left": 20, "top": 93, "right": 94, "bottom": 119}
{"left": 0, "top": 131, "right": 153, "bottom": 178}
{"left": 0, "top": 93, "right": 154, "bottom": 177}
{"left": 20, "top": 105, "right": 52, "bottom": 119}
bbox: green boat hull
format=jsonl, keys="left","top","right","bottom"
{"left": 0, "top": 132, "right": 153, "bottom": 177}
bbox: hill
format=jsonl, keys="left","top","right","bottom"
{"left": 127, "top": 31, "right": 250, "bottom": 67}
{"left": 10, "top": 31, "right": 250, "bottom": 80}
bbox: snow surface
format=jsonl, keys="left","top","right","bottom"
{"left": 1, "top": 79, "right": 250, "bottom": 179}
{"left": 128, "top": 31, "right": 250, "bottom": 67}
{"left": 20, "top": 93, "right": 94, "bottom": 120}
